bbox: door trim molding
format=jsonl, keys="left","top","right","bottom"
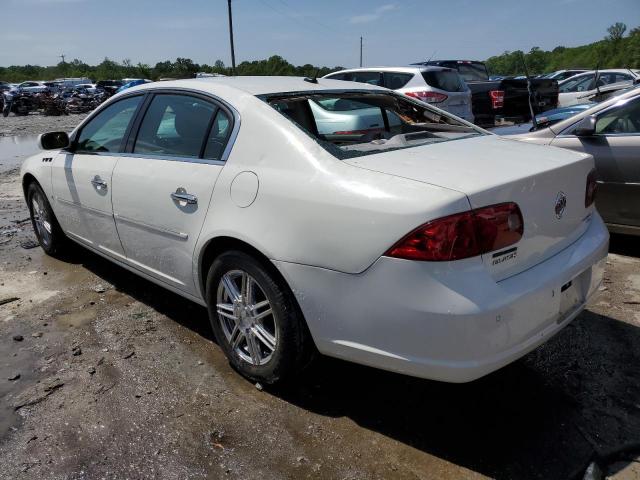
{"left": 114, "top": 213, "right": 189, "bottom": 240}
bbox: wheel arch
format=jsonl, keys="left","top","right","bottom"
{"left": 198, "top": 236, "right": 289, "bottom": 301}
{"left": 22, "top": 172, "right": 39, "bottom": 199}
{"left": 197, "top": 235, "right": 315, "bottom": 344}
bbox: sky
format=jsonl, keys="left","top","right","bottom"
{"left": 0, "top": 0, "right": 638, "bottom": 68}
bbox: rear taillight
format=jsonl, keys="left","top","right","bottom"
{"left": 385, "top": 202, "right": 524, "bottom": 262}
{"left": 405, "top": 91, "right": 448, "bottom": 104}
{"left": 585, "top": 168, "right": 598, "bottom": 207}
{"left": 489, "top": 90, "right": 504, "bottom": 109}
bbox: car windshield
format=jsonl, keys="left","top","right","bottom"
{"left": 265, "top": 91, "right": 483, "bottom": 160}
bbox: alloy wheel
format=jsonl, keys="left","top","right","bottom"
{"left": 216, "top": 269, "right": 278, "bottom": 366}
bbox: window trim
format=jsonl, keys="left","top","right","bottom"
{"left": 68, "top": 92, "right": 147, "bottom": 155}
{"left": 68, "top": 88, "right": 240, "bottom": 164}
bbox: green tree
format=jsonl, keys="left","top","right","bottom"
{"left": 607, "top": 22, "right": 627, "bottom": 42}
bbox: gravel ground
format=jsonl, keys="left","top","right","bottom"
{"left": 0, "top": 113, "right": 88, "bottom": 138}
{"left": 0, "top": 119, "right": 639, "bottom": 479}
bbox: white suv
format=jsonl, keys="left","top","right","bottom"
{"left": 323, "top": 66, "right": 474, "bottom": 123}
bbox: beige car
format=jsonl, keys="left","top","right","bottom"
{"left": 497, "top": 87, "right": 640, "bottom": 236}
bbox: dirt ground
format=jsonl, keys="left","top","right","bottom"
{"left": 1, "top": 116, "right": 640, "bottom": 479}
{"left": 0, "top": 113, "right": 88, "bottom": 138}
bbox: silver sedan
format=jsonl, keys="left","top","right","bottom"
{"left": 496, "top": 87, "right": 640, "bottom": 236}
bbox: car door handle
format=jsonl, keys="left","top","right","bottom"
{"left": 171, "top": 189, "right": 198, "bottom": 205}
{"left": 91, "top": 176, "right": 107, "bottom": 190}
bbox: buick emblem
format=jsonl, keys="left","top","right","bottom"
{"left": 555, "top": 192, "right": 567, "bottom": 219}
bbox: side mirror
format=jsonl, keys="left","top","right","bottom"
{"left": 574, "top": 115, "right": 597, "bottom": 137}
{"left": 39, "top": 131, "right": 70, "bottom": 150}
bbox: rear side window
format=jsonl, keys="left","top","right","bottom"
{"left": 203, "top": 109, "right": 232, "bottom": 160}
{"left": 340, "top": 72, "right": 383, "bottom": 86}
{"left": 134, "top": 94, "right": 217, "bottom": 159}
{"left": 422, "top": 70, "right": 466, "bottom": 92}
{"left": 383, "top": 72, "right": 413, "bottom": 90}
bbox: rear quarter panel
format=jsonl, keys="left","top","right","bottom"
{"left": 194, "top": 98, "right": 470, "bottom": 283}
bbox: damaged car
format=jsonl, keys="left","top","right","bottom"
{"left": 21, "top": 76, "right": 608, "bottom": 384}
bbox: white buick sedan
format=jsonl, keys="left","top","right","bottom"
{"left": 21, "top": 77, "right": 608, "bottom": 384}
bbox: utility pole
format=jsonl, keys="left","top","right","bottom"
{"left": 227, "top": 0, "right": 236, "bottom": 75}
{"left": 359, "top": 37, "right": 363, "bottom": 67}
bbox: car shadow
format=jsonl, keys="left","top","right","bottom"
{"left": 609, "top": 232, "right": 640, "bottom": 258}
{"left": 63, "top": 246, "right": 640, "bottom": 480}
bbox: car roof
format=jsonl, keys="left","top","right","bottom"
{"left": 559, "top": 69, "right": 639, "bottom": 83}
{"left": 325, "top": 66, "right": 448, "bottom": 75}
{"left": 128, "top": 76, "right": 388, "bottom": 97}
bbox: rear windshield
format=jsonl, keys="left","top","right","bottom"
{"left": 422, "top": 70, "right": 466, "bottom": 92}
{"left": 263, "top": 91, "right": 483, "bottom": 160}
{"left": 445, "top": 62, "right": 488, "bottom": 82}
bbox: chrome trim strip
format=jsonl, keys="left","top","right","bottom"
{"left": 55, "top": 196, "right": 113, "bottom": 218}
{"left": 114, "top": 213, "right": 188, "bottom": 240}
{"left": 115, "top": 152, "right": 225, "bottom": 166}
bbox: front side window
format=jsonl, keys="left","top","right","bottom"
{"left": 75, "top": 95, "right": 142, "bottom": 153}
{"left": 267, "top": 91, "right": 483, "bottom": 159}
{"left": 133, "top": 94, "right": 217, "bottom": 158}
{"left": 596, "top": 98, "right": 640, "bottom": 135}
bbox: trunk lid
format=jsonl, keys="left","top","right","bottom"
{"left": 345, "top": 135, "right": 595, "bottom": 280}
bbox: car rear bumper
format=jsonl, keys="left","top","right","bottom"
{"left": 274, "top": 213, "right": 609, "bottom": 382}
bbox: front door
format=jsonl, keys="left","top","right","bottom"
{"left": 111, "top": 92, "right": 234, "bottom": 294}
{"left": 51, "top": 95, "right": 144, "bottom": 256}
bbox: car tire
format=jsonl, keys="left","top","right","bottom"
{"left": 205, "top": 250, "right": 313, "bottom": 385}
{"left": 26, "top": 182, "right": 68, "bottom": 256}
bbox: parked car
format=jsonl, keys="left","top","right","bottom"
{"left": 53, "top": 77, "right": 92, "bottom": 89}
{"left": 323, "top": 66, "right": 474, "bottom": 123}
{"left": 558, "top": 69, "right": 639, "bottom": 106}
{"left": 96, "top": 80, "right": 124, "bottom": 96}
{"left": 542, "top": 70, "right": 588, "bottom": 81}
{"left": 15, "top": 81, "right": 52, "bottom": 93}
{"left": 116, "top": 79, "right": 152, "bottom": 93}
{"left": 22, "top": 76, "right": 607, "bottom": 384}
{"left": 491, "top": 103, "right": 596, "bottom": 135}
{"left": 494, "top": 86, "right": 640, "bottom": 236}
{"left": 412, "top": 60, "right": 559, "bottom": 126}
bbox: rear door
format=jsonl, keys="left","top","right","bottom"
{"left": 111, "top": 92, "right": 235, "bottom": 295}
{"left": 551, "top": 96, "right": 640, "bottom": 228}
{"left": 51, "top": 94, "right": 143, "bottom": 255}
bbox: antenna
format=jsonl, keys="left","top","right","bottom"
{"left": 520, "top": 52, "right": 539, "bottom": 131}
{"left": 359, "top": 36, "right": 363, "bottom": 67}
{"left": 304, "top": 68, "right": 320, "bottom": 84}
{"left": 425, "top": 50, "right": 437, "bottom": 64}
{"left": 227, "top": 0, "right": 236, "bottom": 75}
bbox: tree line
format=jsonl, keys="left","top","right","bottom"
{"left": 485, "top": 23, "right": 640, "bottom": 76}
{"left": 1, "top": 22, "right": 638, "bottom": 83}
{"left": 0, "top": 55, "right": 342, "bottom": 83}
